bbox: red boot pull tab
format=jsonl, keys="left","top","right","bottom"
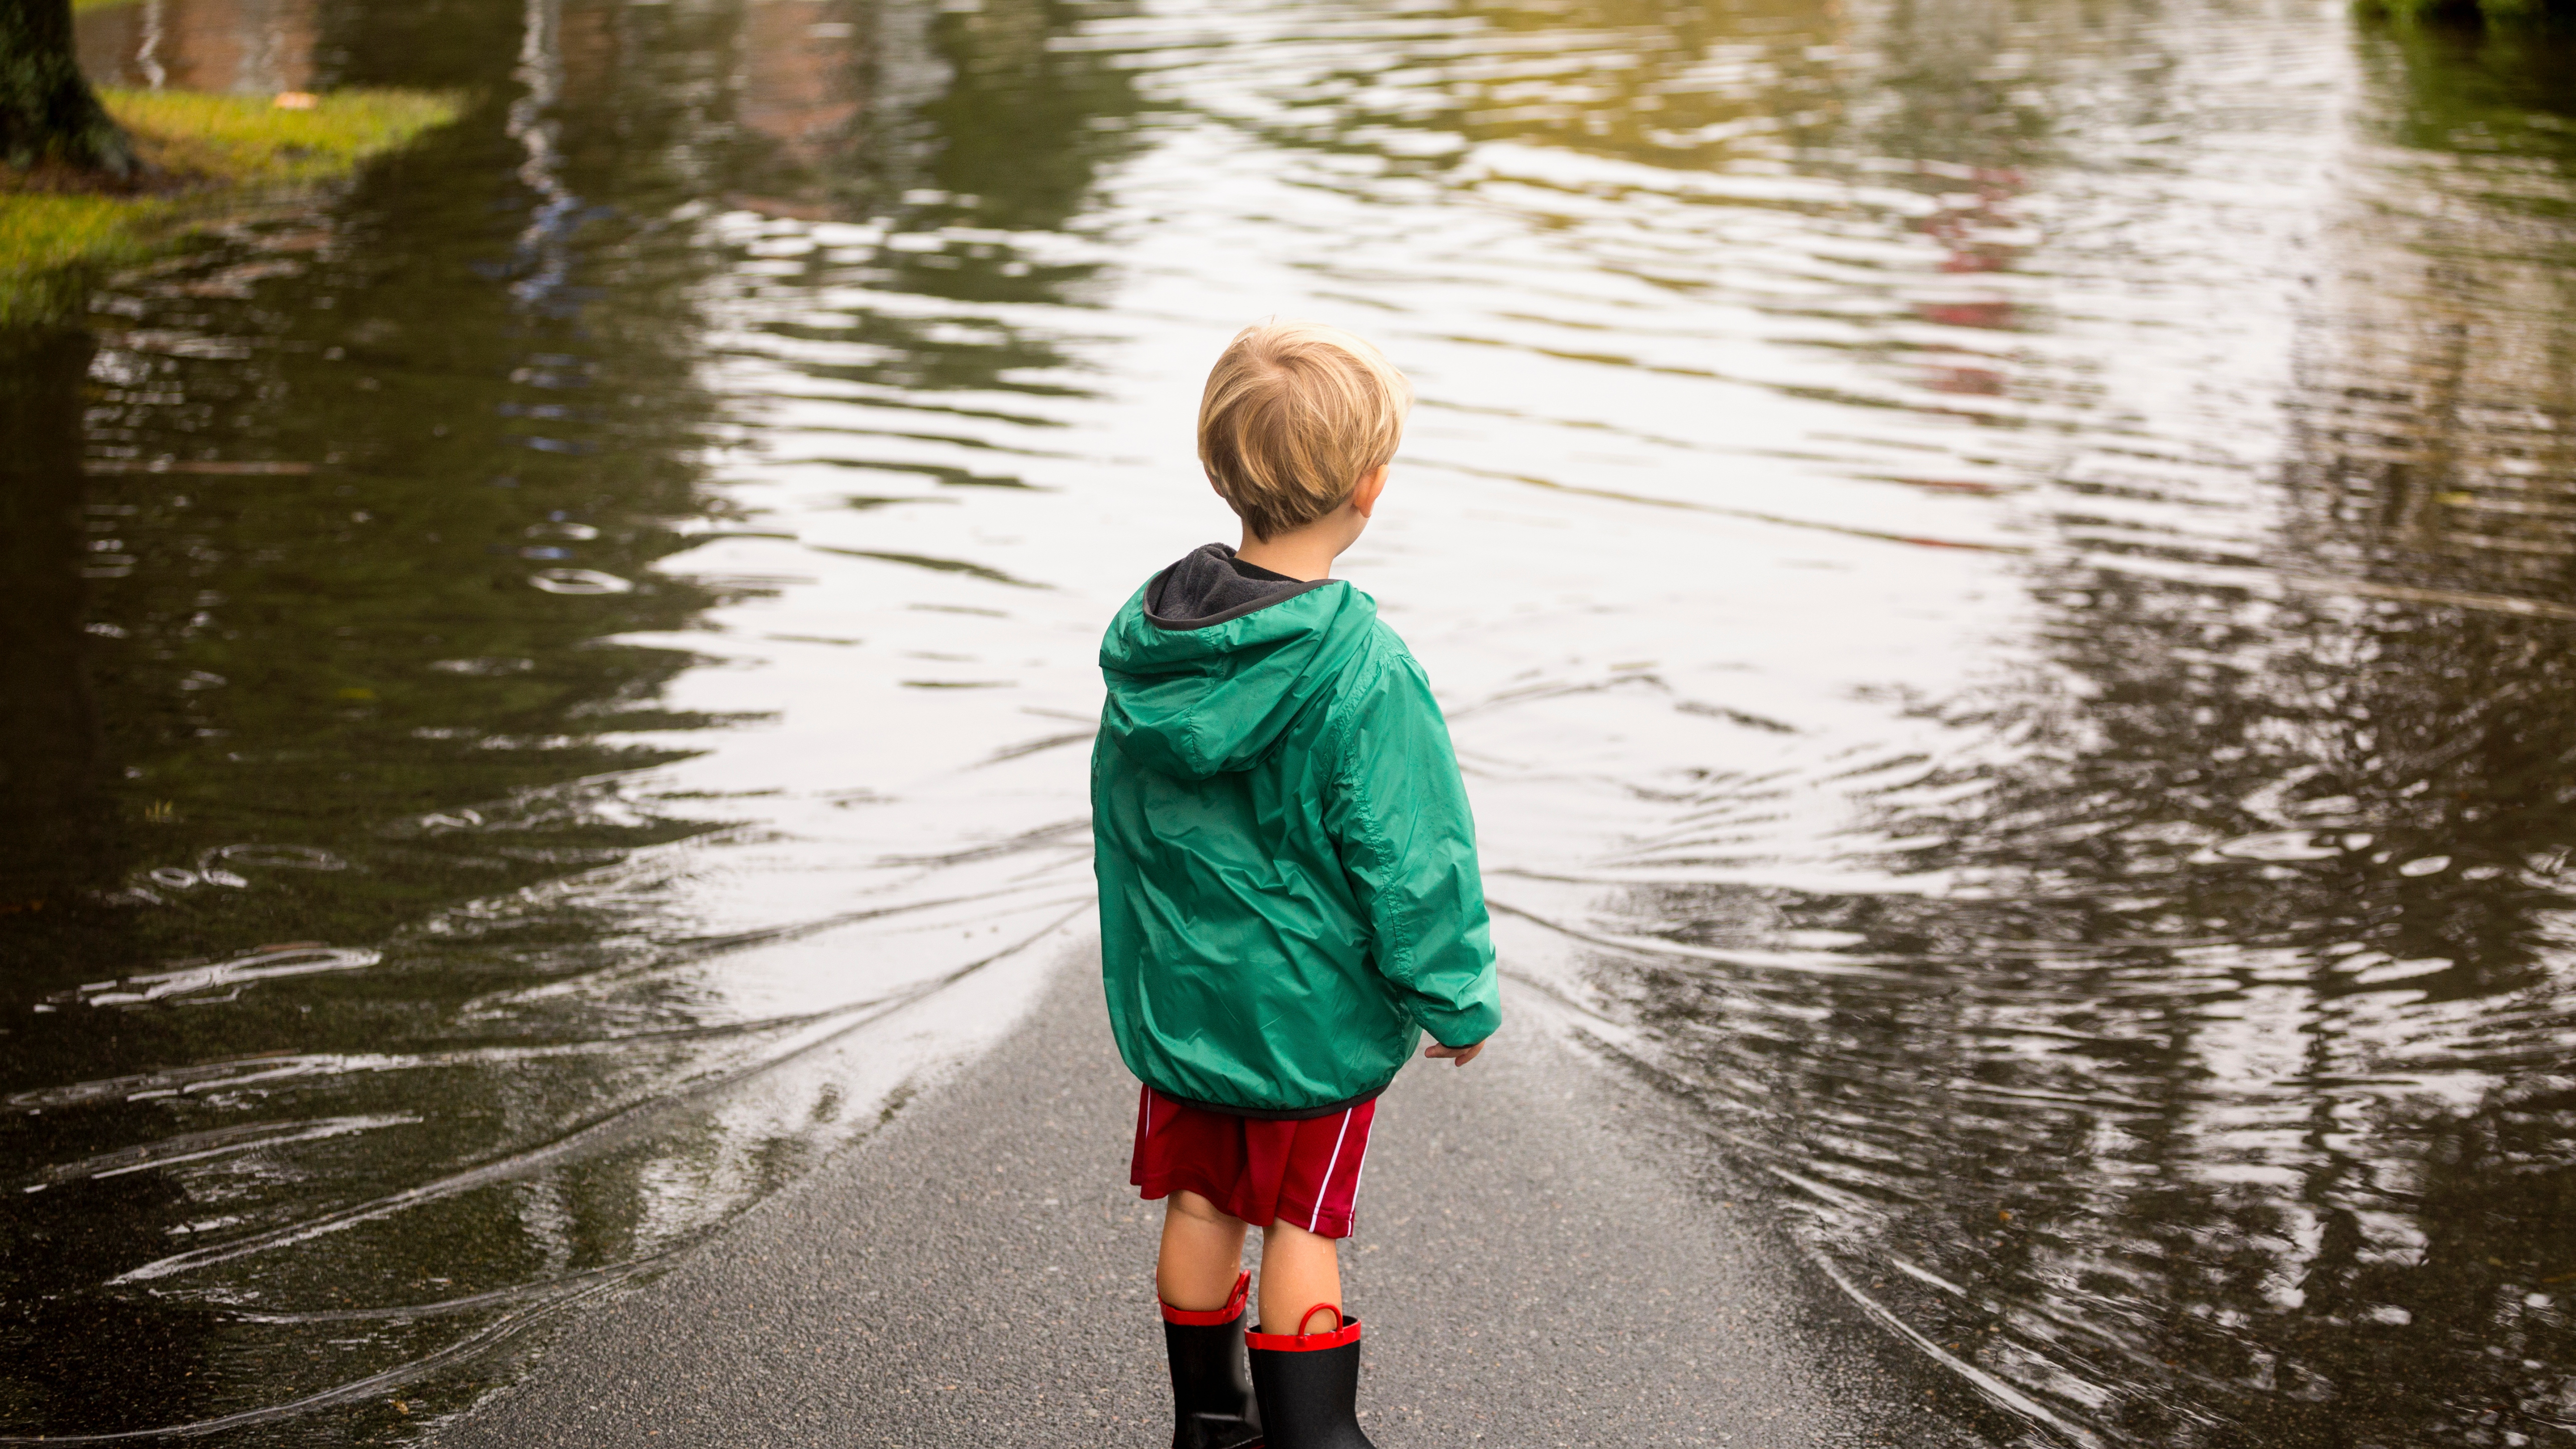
{"left": 1160, "top": 1271, "right": 1252, "bottom": 1326}
{"left": 1246, "top": 1302, "right": 1361, "bottom": 1352}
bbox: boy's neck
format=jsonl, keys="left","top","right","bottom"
{"left": 1234, "top": 511, "right": 1362, "bottom": 583}
{"left": 1225, "top": 465, "right": 1387, "bottom": 582}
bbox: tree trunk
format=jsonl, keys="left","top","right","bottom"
{"left": 0, "top": 0, "right": 133, "bottom": 178}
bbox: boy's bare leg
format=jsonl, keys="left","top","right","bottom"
{"left": 1256, "top": 1218, "right": 1343, "bottom": 1333}
{"left": 1157, "top": 1189, "right": 1250, "bottom": 1311}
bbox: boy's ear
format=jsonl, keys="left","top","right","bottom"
{"left": 1351, "top": 465, "right": 1389, "bottom": 518}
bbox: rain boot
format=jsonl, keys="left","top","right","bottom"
{"left": 1245, "top": 1303, "right": 1374, "bottom": 1449}
{"left": 1162, "top": 1270, "right": 1264, "bottom": 1449}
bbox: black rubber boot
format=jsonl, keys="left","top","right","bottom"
{"left": 1245, "top": 1305, "right": 1375, "bottom": 1449}
{"left": 1161, "top": 1271, "right": 1264, "bottom": 1449}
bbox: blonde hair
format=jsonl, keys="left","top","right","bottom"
{"left": 1197, "top": 320, "right": 1413, "bottom": 541}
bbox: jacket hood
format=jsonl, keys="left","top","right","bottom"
{"left": 1098, "top": 544, "right": 1376, "bottom": 781}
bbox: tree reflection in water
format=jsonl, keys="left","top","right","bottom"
{"left": 0, "top": 0, "right": 1137, "bottom": 1438}
{"left": 1594, "top": 20, "right": 2576, "bottom": 1448}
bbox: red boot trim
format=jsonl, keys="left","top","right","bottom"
{"left": 1246, "top": 1303, "right": 1362, "bottom": 1352}
{"left": 1160, "top": 1270, "right": 1251, "bottom": 1326}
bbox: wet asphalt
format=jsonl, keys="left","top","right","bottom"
{"left": 434, "top": 942, "right": 1984, "bottom": 1448}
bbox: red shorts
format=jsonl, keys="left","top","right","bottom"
{"left": 1129, "top": 1085, "right": 1378, "bottom": 1239}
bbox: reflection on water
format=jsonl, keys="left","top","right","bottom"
{"left": 5, "top": 0, "right": 2574, "bottom": 1442}
{"left": 7, "top": 0, "right": 1128, "bottom": 1439}
{"left": 1548, "top": 15, "right": 2576, "bottom": 1449}
{"left": 75, "top": 0, "right": 320, "bottom": 94}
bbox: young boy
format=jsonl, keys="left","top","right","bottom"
{"left": 1092, "top": 320, "right": 1502, "bottom": 1449}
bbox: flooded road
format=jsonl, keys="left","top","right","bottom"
{"left": 7, "top": 0, "right": 2576, "bottom": 1442}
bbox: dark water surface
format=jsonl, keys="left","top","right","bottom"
{"left": 6, "top": 0, "right": 2575, "bottom": 1443}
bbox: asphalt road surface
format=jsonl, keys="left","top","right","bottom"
{"left": 436, "top": 942, "right": 1986, "bottom": 1448}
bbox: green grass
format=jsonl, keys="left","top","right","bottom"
{"left": 0, "top": 191, "right": 161, "bottom": 323}
{"left": 0, "top": 87, "right": 460, "bottom": 325}
{"left": 72, "top": 0, "right": 142, "bottom": 11}
{"left": 108, "top": 88, "right": 461, "bottom": 185}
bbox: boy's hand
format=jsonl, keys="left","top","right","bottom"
{"left": 1423, "top": 1040, "right": 1486, "bottom": 1067}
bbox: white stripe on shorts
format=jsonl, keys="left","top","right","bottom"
{"left": 1344, "top": 1117, "right": 1371, "bottom": 1231}
{"left": 1308, "top": 1108, "right": 1354, "bottom": 1233}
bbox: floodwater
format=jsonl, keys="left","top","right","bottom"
{"left": 7, "top": 0, "right": 2575, "bottom": 1442}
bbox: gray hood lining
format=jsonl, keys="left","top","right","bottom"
{"left": 1143, "top": 543, "right": 1333, "bottom": 630}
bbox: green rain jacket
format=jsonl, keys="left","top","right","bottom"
{"left": 1092, "top": 544, "right": 1501, "bottom": 1118}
